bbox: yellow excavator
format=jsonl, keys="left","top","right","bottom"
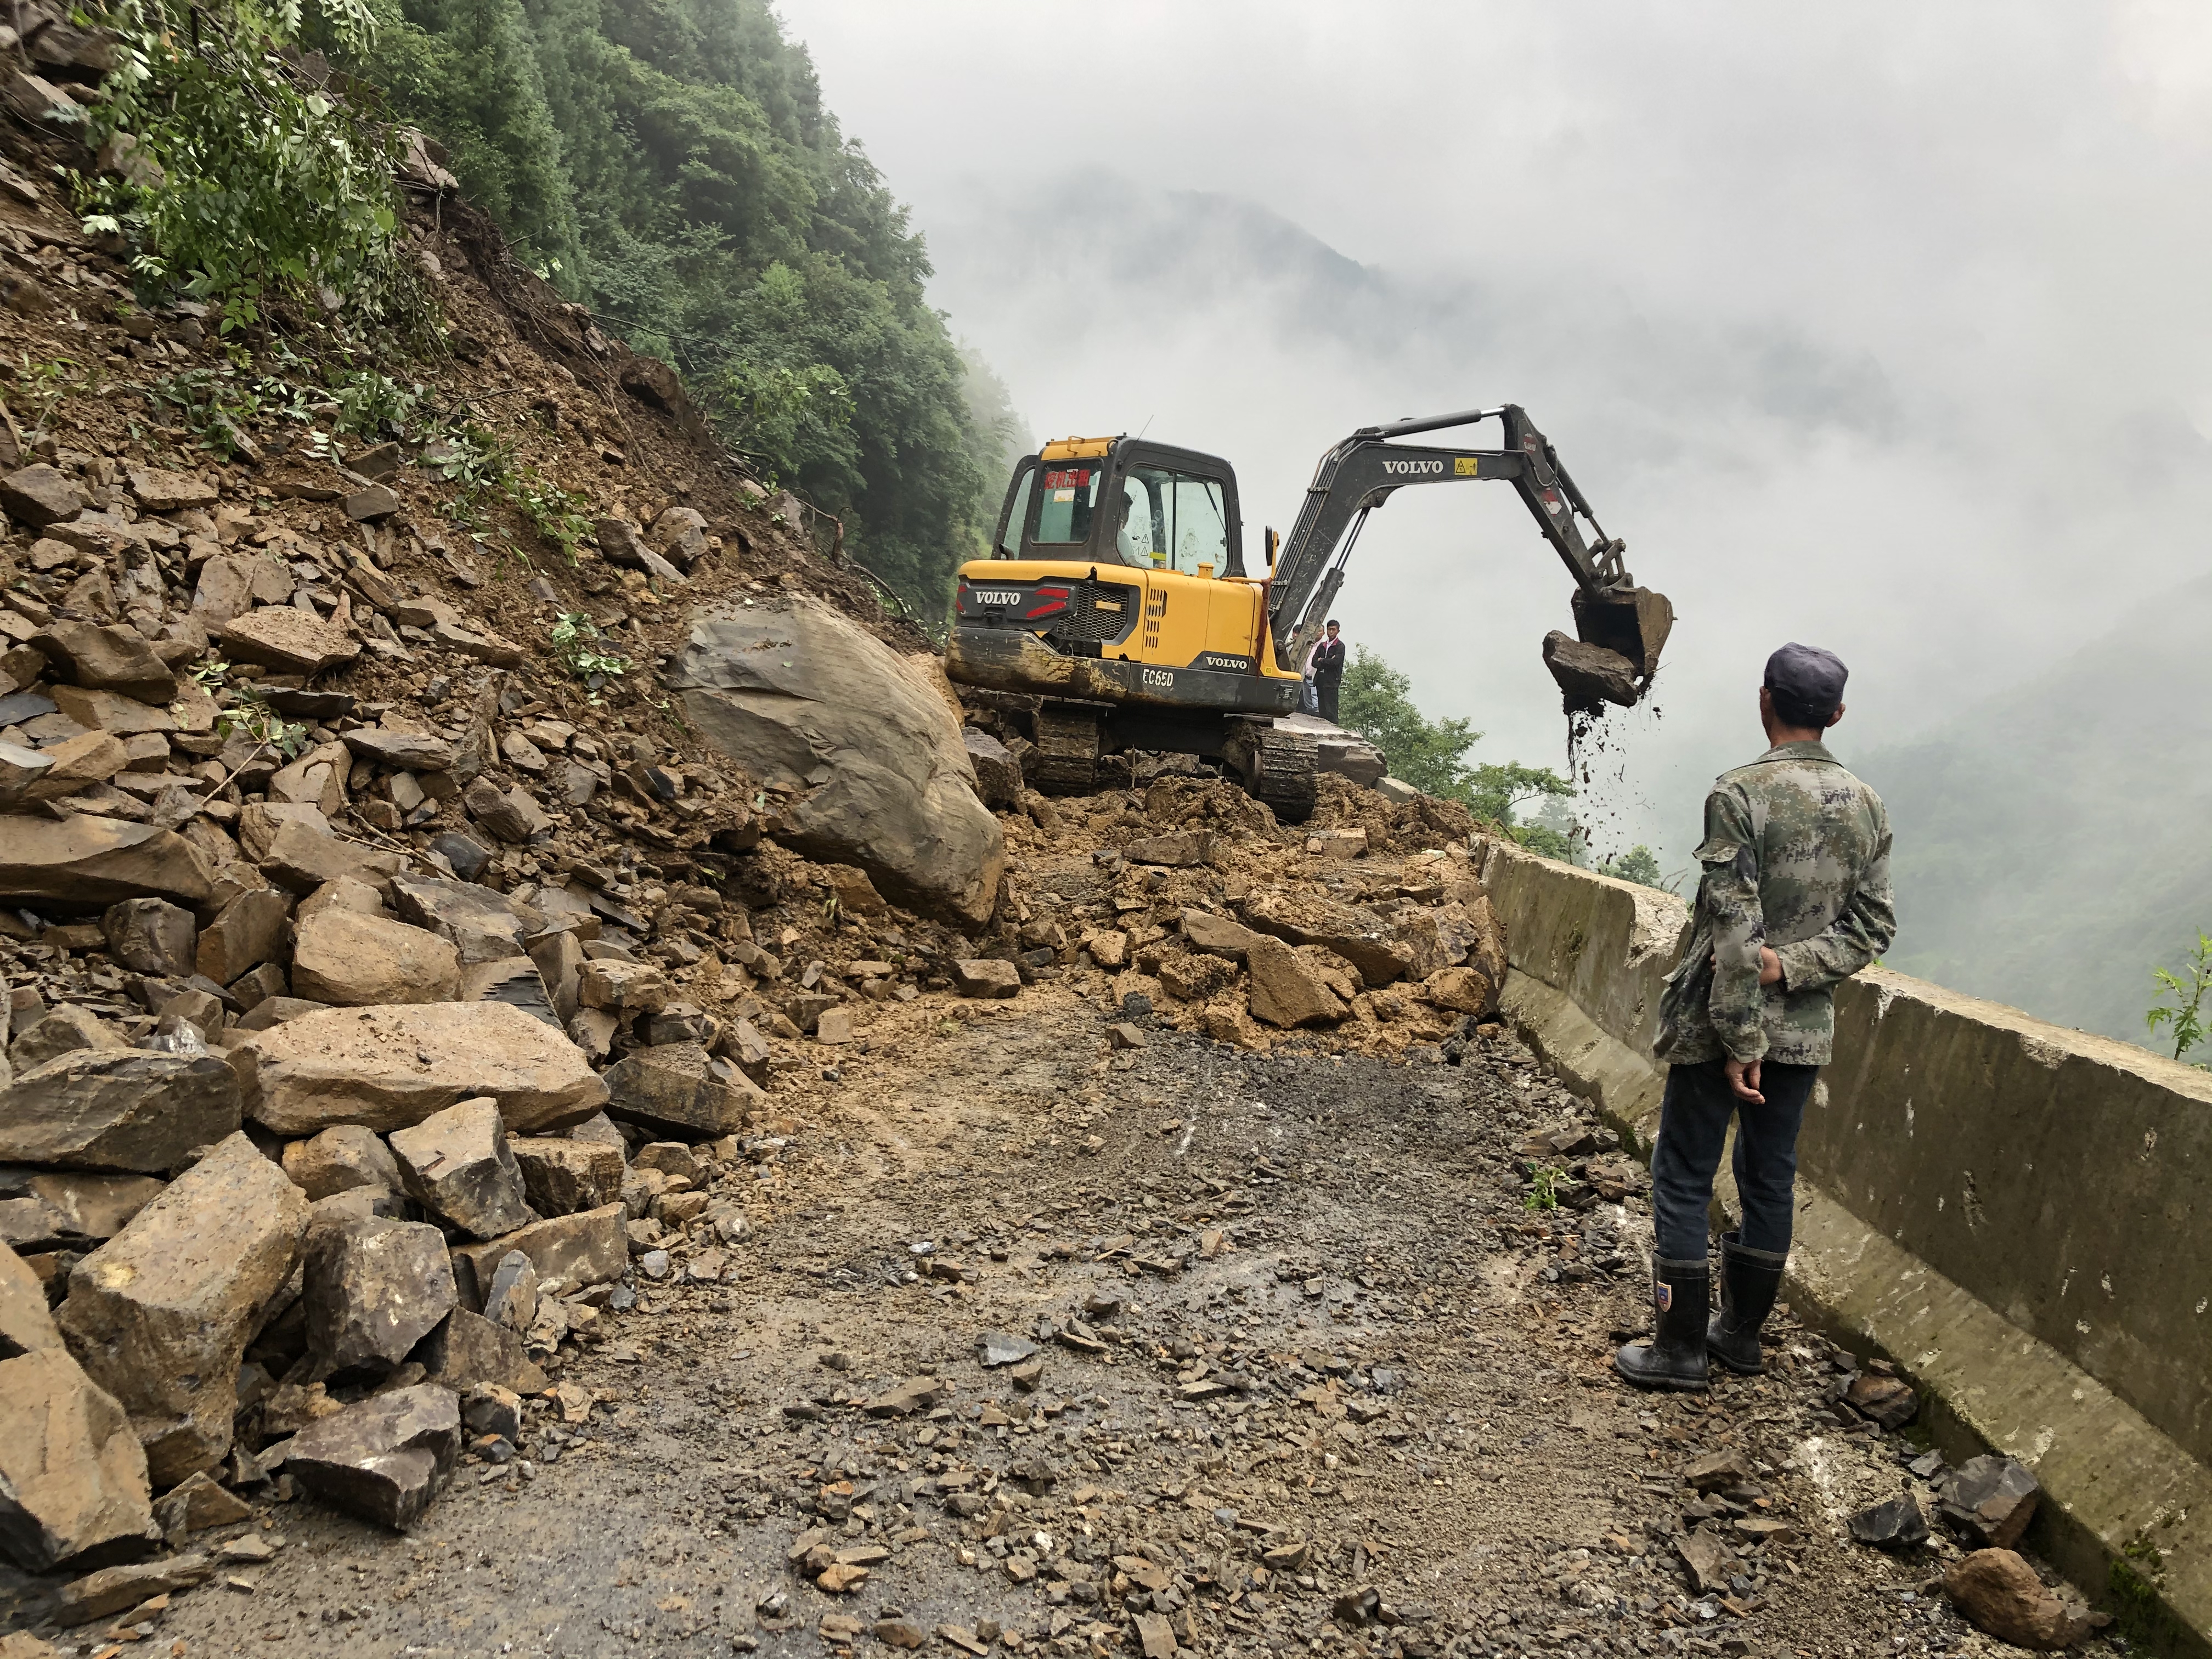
{"left": 944, "top": 405, "right": 1672, "bottom": 823}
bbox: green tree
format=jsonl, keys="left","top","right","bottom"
{"left": 1599, "top": 845, "right": 1666, "bottom": 889}
{"left": 2147, "top": 932, "right": 2212, "bottom": 1067}
{"left": 1336, "top": 646, "right": 1575, "bottom": 849}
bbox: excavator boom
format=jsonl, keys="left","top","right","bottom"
{"left": 1267, "top": 405, "right": 1672, "bottom": 713}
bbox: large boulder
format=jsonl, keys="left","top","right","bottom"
{"left": 32, "top": 622, "right": 177, "bottom": 703}
{"left": 281, "top": 1124, "right": 402, "bottom": 1201}
{"left": 388, "top": 1098, "right": 538, "bottom": 1239}
{"left": 57, "top": 1133, "right": 307, "bottom": 1486}
{"left": 510, "top": 1137, "right": 624, "bottom": 1216}
{"left": 1238, "top": 887, "right": 1412, "bottom": 986}
{"left": 290, "top": 907, "right": 461, "bottom": 1006}
{"left": 601, "top": 1042, "right": 762, "bottom": 1137}
{"left": 668, "top": 596, "right": 1004, "bottom": 927}
{"left": 0, "top": 1050, "right": 240, "bottom": 1172}
{"left": 0, "top": 1345, "right": 155, "bottom": 1571}
{"left": 1244, "top": 936, "right": 1347, "bottom": 1029}
{"left": 233, "top": 1002, "right": 609, "bottom": 1137}
{"left": 302, "top": 1212, "right": 457, "bottom": 1375}
{"left": 285, "top": 1383, "right": 460, "bottom": 1530}
{"left": 0, "top": 814, "right": 211, "bottom": 910}
{"left": 388, "top": 872, "right": 526, "bottom": 963}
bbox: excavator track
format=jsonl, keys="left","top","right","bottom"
{"left": 1225, "top": 722, "right": 1318, "bottom": 826}
{"left": 1033, "top": 703, "right": 1105, "bottom": 794}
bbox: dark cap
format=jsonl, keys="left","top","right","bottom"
{"left": 1764, "top": 642, "right": 1848, "bottom": 716}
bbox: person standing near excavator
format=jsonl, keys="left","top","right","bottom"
{"left": 1308, "top": 620, "right": 1347, "bottom": 723}
{"left": 1616, "top": 644, "right": 1895, "bottom": 1392}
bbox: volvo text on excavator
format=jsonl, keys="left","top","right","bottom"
{"left": 944, "top": 405, "right": 1672, "bottom": 824}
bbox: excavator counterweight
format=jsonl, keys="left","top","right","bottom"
{"left": 943, "top": 405, "right": 1669, "bottom": 819}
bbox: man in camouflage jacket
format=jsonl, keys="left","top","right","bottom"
{"left": 1617, "top": 643, "right": 1894, "bottom": 1392}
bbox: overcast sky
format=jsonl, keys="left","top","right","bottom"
{"left": 775, "top": 1, "right": 2212, "bottom": 870}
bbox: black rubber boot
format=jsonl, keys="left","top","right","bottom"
{"left": 1707, "top": 1231, "right": 1787, "bottom": 1376}
{"left": 1615, "top": 1256, "right": 1709, "bottom": 1392}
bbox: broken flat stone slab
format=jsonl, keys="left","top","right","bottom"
{"left": 577, "top": 958, "right": 670, "bottom": 1013}
{"left": 50, "top": 1549, "right": 211, "bottom": 1625}
{"left": 1848, "top": 1492, "right": 1930, "bottom": 1551}
{"left": 4, "top": 1172, "right": 165, "bottom": 1251}
{"left": 58, "top": 1133, "right": 307, "bottom": 1487}
{"left": 976, "top": 1331, "right": 1040, "bottom": 1368}
{"left": 1180, "top": 907, "right": 1263, "bottom": 962}
{"left": 1846, "top": 1372, "right": 1919, "bottom": 1430}
{"left": 21, "top": 730, "right": 130, "bottom": 802}
{"left": 150, "top": 1469, "right": 251, "bottom": 1544}
{"left": 449, "top": 1205, "right": 626, "bottom": 1304}
{"left": 291, "top": 907, "right": 461, "bottom": 1006}
{"left": 951, "top": 959, "right": 1020, "bottom": 999}
{"left": 601, "top": 1042, "right": 761, "bottom": 1138}
{"left": 194, "top": 885, "right": 291, "bottom": 985}
{"left": 1124, "top": 831, "right": 1213, "bottom": 868}
{"left": 461, "top": 776, "right": 551, "bottom": 845}
{"left": 285, "top": 1383, "right": 460, "bottom": 1531}
{"left": 304, "top": 1212, "right": 457, "bottom": 1374}
{"left": 253, "top": 817, "right": 402, "bottom": 896}
{"left": 1420, "top": 964, "right": 1499, "bottom": 1019}
{"left": 460, "top": 956, "right": 560, "bottom": 1029}
{"left": 0, "top": 812, "right": 212, "bottom": 909}
{"left": 0, "top": 1049, "right": 241, "bottom": 1172}
{"left": 7, "top": 1006, "right": 127, "bottom": 1073}
{"left": 48, "top": 686, "right": 176, "bottom": 737}
{"left": 480, "top": 1251, "right": 537, "bottom": 1333}
{"left": 1245, "top": 936, "right": 1345, "bottom": 1029}
{"left": 1679, "top": 1447, "right": 1753, "bottom": 1493}
{"left": 510, "top": 1137, "right": 624, "bottom": 1216}
{"left": 125, "top": 467, "right": 218, "bottom": 514}
{"left": 864, "top": 1376, "right": 945, "bottom": 1417}
{"left": 235, "top": 1002, "right": 610, "bottom": 1137}
{"left": 962, "top": 727, "right": 1020, "bottom": 809}
{"left": 3, "top": 1240, "right": 63, "bottom": 1357}
{"left": 1943, "top": 1548, "right": 2093, "bottom": 1650}
{"left": 388, "top": 1097, "right": 539, "bottom": 1239}
{"left": 1675, "top": 1523, "right": 1734, "bottom": 1595}
{"left": 1939, "top": 1455, "right": 2041, "bottom": 1549}
{"left": 409, "top": 1306, "right": 546, "bottom": 1395}
{"left": 216, "top": 606, "right": 360, "bottom": 675}
{"left": 389, "top": 871, "right": 524, "bottom": 964}
{"left": 280, "top": 1124, "right": 402, "bottom": 1201}
{"left": 343, "top": 484, "right": 400, "bottom": 522}
{"left": 1543, "top": 630, "right": 1643, "bottom": 712}
{"left": 341, "top": 728, "right": 454, "bottom": 772}
{"left": 1237, "top": 888, "right": 1412, "bottom": 986}
{"left": 32, "top": 622, "right": 176, "bottom": 703}
{"left": 0, "top": 1345, "right": 154, "bottom": 1571}
{"left": 0, "top": 737, "right": 54, "bottom": 808}
{"left": 102, "top": 896, "right": 197, "bottom": 977}
{"left": 0, "top": 463, "right": 84, "bottom": 526}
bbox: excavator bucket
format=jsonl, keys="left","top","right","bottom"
{"left": 1543, "top": 585, "right": 1675, "bottom": 714}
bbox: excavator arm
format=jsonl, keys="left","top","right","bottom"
{"left": 1266, "top": 405, "right": 1673, "bottom": 713}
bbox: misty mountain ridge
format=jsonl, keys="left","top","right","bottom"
{"left": 1858, "top": 568, "right": 2212, "bottom": 1043}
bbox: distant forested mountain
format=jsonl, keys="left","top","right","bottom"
{"left": 1860, "top": 572, "right": 2212, "bottom": 1043}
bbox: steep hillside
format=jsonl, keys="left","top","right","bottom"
{"left": 1863, "top": 572, "right": 2212, "bottom": 1042}
{"left": 353, "top": 0, "right": 1002, "bottom": 613}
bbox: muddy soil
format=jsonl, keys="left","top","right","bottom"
{"left": 12, "top": 967, "right": 2119, "bottom": 1659}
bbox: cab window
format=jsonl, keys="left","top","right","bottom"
{"left": 1112, "top": 466, "right": 1230, "bottom": 575}
{"left": 1032, "top": 464, "right": 1104, "bottom": 544}
{"left": 994, "top": 461, "right": 1035, "bottom": 558}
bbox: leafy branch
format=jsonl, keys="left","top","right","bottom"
{"left": 2147, "top": 932, "right": 2212, "bottom": 1068}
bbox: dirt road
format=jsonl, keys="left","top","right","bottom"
{"left": 31, "top": 973, "right": 2110, "bottom": 1659}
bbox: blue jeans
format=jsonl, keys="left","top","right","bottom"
{"left": 1649, "top": 1058, "right": 1819, "bottom": 1261}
